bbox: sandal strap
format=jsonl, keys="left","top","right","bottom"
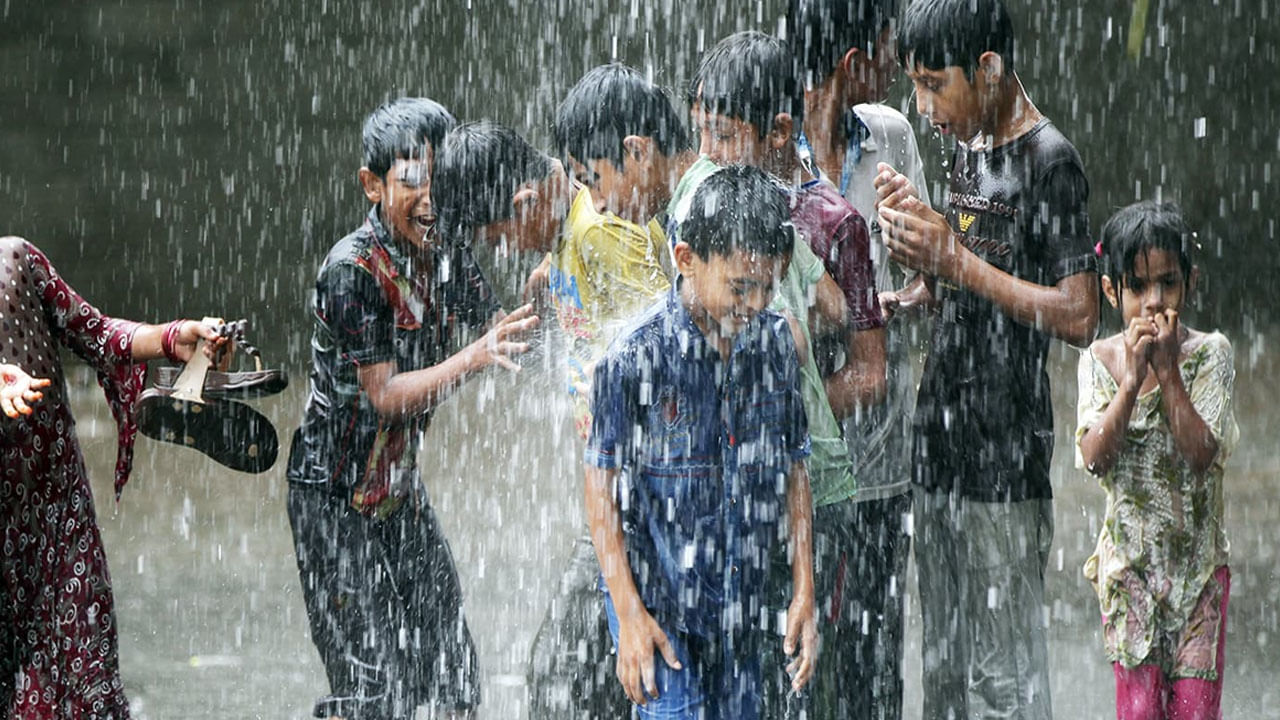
{"left": 220, "top": 319, "right": 264, "bottom": 373}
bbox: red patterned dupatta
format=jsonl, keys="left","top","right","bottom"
{"left": 24, "top": 241, "right": 146, "bottom": 498}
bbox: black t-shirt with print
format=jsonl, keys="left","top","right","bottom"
{"left": 914, "top": 119, "right": 1095, "bottom": 502}
{"left": 286, "top": 208, "right": 497, "bottom": 491}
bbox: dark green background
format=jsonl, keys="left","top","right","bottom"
{"left": 2, "top": 0, "right": 1276, "bottom": 353}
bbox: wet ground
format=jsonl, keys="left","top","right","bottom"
{"left": 70, "top": 329, "right": 1280, "bottom": 720}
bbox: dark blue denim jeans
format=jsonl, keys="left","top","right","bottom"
{"left": 602, "top": 590, "right": 763, "bottom": 720}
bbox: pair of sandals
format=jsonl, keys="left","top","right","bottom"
{"left": 137, "top": 319, "right": 287, "bottom": 474}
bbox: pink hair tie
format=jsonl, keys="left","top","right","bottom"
{"left": 1094, "top": 241, "right": 1103, "bottom": 258}
{"left": 162, "top": 320, "right": 188, "bottom": 363}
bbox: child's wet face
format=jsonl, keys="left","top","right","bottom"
{"left": 679, "top": 246, "right": 786, "bottom": 338}
{"left": 692, "top": 103, "right": 769, "bottom": 168}
{"left": 1112, "top": 248, "right": 1189, "bottom": 323}
{"left": 479, "top": 160, "right": 571, "bottom": 254}
{"left": 380, "top": 146, "right": 437, "bottom": 251}
{"left": 905, "top": 63, "right": 982, "bottom": 141}
{"left": 568, "top": 155, "right": 644, "bottom": 220}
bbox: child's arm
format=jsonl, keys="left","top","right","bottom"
{"left": 521, "top": 253, "right": 553, "bottom": 309}
{"left": 584, "top": 342, "right": 681, "bottom": 705}
{"left": 880, "top": 195, "right": 1098, "bottom": 347}
{"left": 874, "top": 164, "right": 939, "bottom": 320}
{"left": 808, "top": 272, "right": 850, "bottom": 342}
{"left": 584, "top": 465, "right": 682, "bottom": 706}
{"left": 1078, "top": 322, "right": 1155, "bottom": 475}
{"left": 824, "top": 327, "right": 887, "bottom": 419}
{"left": 818, "top": 211, "right": 888, "bottom": 417}
{"left": 783, "top": 459, "right": 819, "bottom": 690}
{"left": 809, "top": 269, "right": 888, "bottom": 416}
{"left": 358, "top": 305, "right": 539, "bottom": 422}
{"left": 1150, "top": 311, "right": 1220, "bottom": 474}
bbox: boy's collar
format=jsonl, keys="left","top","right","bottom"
{"left": 365, "top": 206, "right": 418, "bottom": 277}
{"left": 366, "top": 204, "right": 444, "bottom": 272}
{"left": 668, "top": 276, "right": 712, "bottom": 353}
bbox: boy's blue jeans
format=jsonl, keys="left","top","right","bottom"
{"left": 602, "top": 591, "right": 763, "bottom": 720}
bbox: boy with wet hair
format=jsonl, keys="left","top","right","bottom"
{"left": 586, "top": 164, "right": 819, "bottom": 720}
{"left": 787, "top": 0, "right": 931, "bottom": 717}
{"left": 679, "top": 28, "right": 888, "bottom": 715}
{"left": 525, "top": 63, "right": 698, "bottom": 719}
{"left": 287, "top": 98, "right": 539, "bottom": 720}
{"left": 553, "top": 63, "right": 698, "bottom": 229}
{"left": 875, "top": 0, "right": 1099, "bottom": 718}
{"left": 432, "top": 120, "right": 573, "bottom": 308}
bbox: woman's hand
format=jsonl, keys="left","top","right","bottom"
{"left": 1, "top": 364, "right": 51, "bottom": 418}
{"left": 169, "top": 320, "right": 229, "bottom": 363}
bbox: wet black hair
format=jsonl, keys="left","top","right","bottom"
{"left": 689, "top": 31, "right": 804, "bottom": 139}
{"left": 554, "top": 63, "right": 692, "bottom": 169}
{"left": 788, "top": 0, "right": 898, "bottom": 86}
{"left": 681, "top": 165, "right": 794, "bottom": 261}
{"left": 896, "top": 0, "right": 1015, "bottom": 78}
{"left": 432, "top": 121, "right": 556, "bottom": 243}
{"left": 1099, "top": 201, "right": 1195, "bottom": 288}
{"left": 361, "top": 97, "right": 456, "bottom": 179}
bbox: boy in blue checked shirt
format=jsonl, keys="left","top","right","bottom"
{"left": 584, "top": 165, "right": 819, "bottom": 720}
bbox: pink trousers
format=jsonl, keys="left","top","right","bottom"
{"left": 1112, "top": 566, "right": 1230, "bottom": 720}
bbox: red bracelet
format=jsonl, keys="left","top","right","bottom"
{"left": 162, "top": 320, "right": 187, "bottom": 363}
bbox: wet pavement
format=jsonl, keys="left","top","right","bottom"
{"left": 70, "top": 332, "right": 1280, "bottom": 719}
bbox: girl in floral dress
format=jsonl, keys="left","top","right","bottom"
{"left": 1076, "top": 203, "right": 1239, "bottom": 720}
{"left": 0, "top": 236, "right": 223, "bottom": 719}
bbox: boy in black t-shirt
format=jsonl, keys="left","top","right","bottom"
{"left": 873, "top": 1, "right": 1099, "bottom": 718}
{"left": 286, "top": 99, "right": 539, "bottom": 720}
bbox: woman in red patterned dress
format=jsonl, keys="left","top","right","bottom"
{"left": 0, "top": 235, "right": 224, "bottom": 719}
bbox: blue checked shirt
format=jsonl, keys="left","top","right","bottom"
{"left": 585, "top": 287, "right": 810, "bottom": 638}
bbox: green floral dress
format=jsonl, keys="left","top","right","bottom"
{"left": 1075, "top": 332, "right": 1239, "bottom": 679}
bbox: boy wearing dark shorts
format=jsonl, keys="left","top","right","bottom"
{"left": 286, "top": 98, "right": 539, "bottom": 720}
{"left": 875, "top": 1, "right": 1099, "bottom": 717}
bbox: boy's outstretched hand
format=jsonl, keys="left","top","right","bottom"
{"left": 784, "top": 593, "right": 819, "bottom": 691}
{"left": 615, "top": 608, "right": 682, "bottom": 705}
{"left": 470, "top": 304, "right": 540, "bottom": 372}
{"left": 1, "top": 364, "right": 51, "bottom": 418}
